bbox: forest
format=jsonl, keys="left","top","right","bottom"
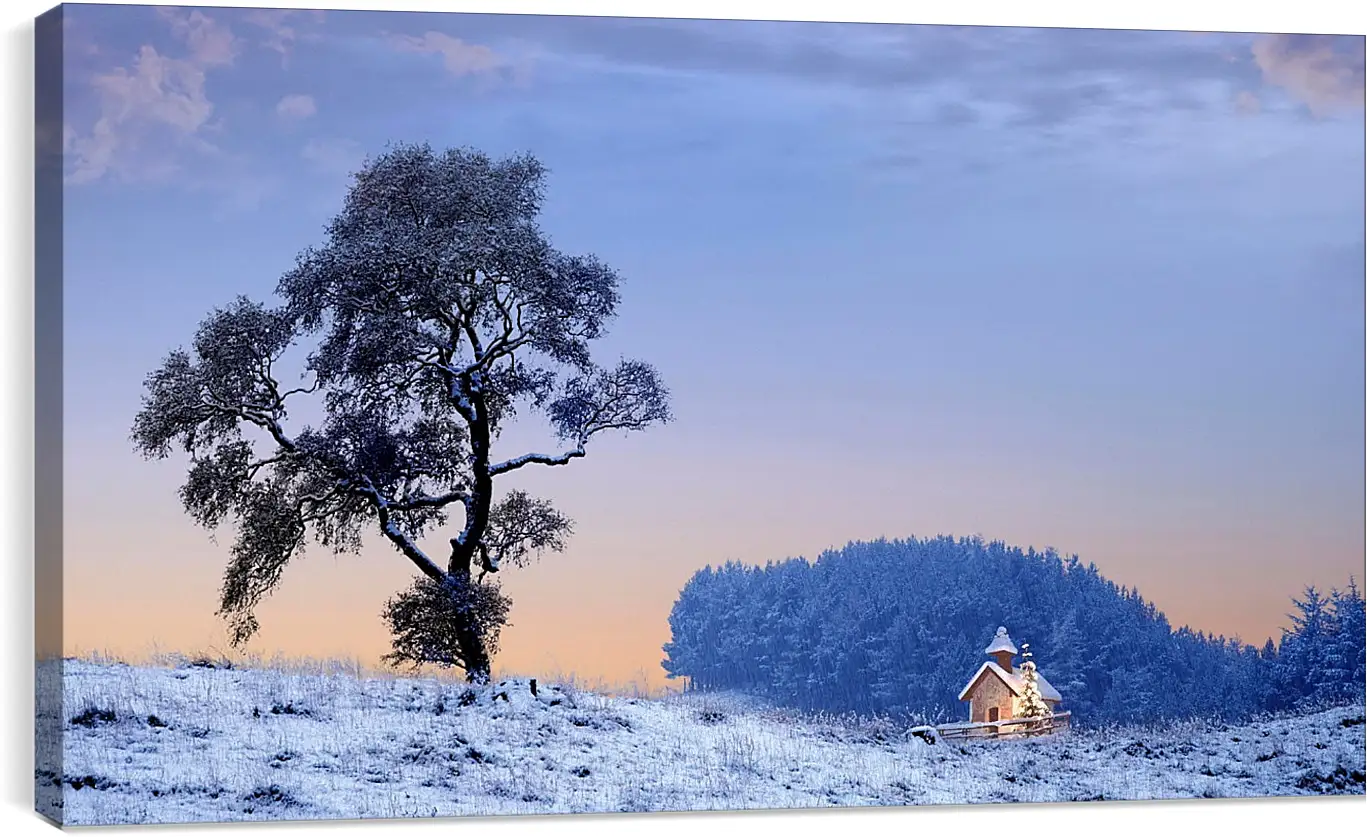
{"left": 662, "top": 536, "right": 1366, "bottom": 725}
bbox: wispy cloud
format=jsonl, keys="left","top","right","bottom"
{"left": 276, "top": 94, "right": 317, "bottom": 121}
{"left": 66, "top": 48, "right": 216, "bottom": 183}
{"left": 1251, "top": 34, "right": 1365, "bottom": 117}
{"left": 388, "top": 31, "right": 505, "bottom": 77}
{"left": 453, "top": 18, "right": 1264, "bottom": 151}
{"left": 243, "top": 8, "right": 326, "bottom": 66}
{"left": 65, "top": 8, "right": 239, "bottom": 184}
{"left": 157, "top": 7, "right": 238, "bottom": 68}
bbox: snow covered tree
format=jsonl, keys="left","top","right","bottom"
{"left": 1276, "top": 586, "right": 1337, "bottom": 708}
{"left": 1275, "top": 580, "right": 1366, "bottom": 708}
{"left": 1017, "top": 643, "right": 1051, "bottom": 719}
{"left": 132, "top": 143, "right": 671, "bottom": 683}
{"left": 1329, "top": 580, "right": 1366, "bottom": 696}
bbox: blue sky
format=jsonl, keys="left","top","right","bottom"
{"left": 56, "top": 5, "right": 1364, "bottom": 683}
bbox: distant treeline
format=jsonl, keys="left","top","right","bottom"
{"left": 661, "top": 537, "right": 1365, "bottom": 725}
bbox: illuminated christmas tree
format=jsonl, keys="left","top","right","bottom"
{"left": 1017, "top": 642, "right": 1051, "bottom": 719}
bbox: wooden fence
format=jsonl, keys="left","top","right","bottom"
{"left": 929, "top": 711, "right": 1072, "bottom": 742}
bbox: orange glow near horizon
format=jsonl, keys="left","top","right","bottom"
{"left": 60, "top": 432, "right": 1365, "bottom": 690}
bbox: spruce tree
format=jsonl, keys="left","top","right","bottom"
{"left": 1017, "top": 642, "right": 1051, "bottom": 719}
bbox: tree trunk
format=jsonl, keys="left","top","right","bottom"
{"left": 448, "top": 382, "right": 495, "bottom": 684}
{"left": 450, "top": 568, "right": 492, "bottom": 684}
{"left": 460, "top": 631, "right": 491, "bottom": 683}
{"left": 449, "top": 383, "right": 495, "bottom": 577}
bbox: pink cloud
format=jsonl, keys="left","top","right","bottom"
{"left": 276, "top": 94, "right": 318, "bottom": 121}
{"left": 389, "top": 31, "right": 504, "bottom": 77}
{"left": 244, "top": 8, "right": 326, "bottom": 66}
{"left": 1251, "top": 34, "right": 1365, "bottom": 117}
{"left": 158, "top": 7, "right": 239, "bottom": 68}
{"left": 65, "top": 8, "right": 238, "bottom": 185}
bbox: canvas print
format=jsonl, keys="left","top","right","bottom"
{"left": 33, "top": 2, "right": 1366, "bottom": 827}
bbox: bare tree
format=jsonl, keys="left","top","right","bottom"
{"left": 132, "top": 144, "right": 671, "bottom": 682}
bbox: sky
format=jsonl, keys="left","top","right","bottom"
{"left": 53, "top": 3, "right": 1365, "bottom": 689}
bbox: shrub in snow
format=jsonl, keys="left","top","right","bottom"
{"left": 241, "top": 784, "right": 302, "bottom": 812}
{"left": 186, "top": 655, "right": 233, "bottom": 670}
{"left": 268, "top": 701, "right": 312, "bottom": 717}
{"left": 69, "top": 707, "right": 117, "bottom": 727}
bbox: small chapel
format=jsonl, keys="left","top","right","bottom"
{"left": 958, "top": 627, "right": 1063, "bottom": 723}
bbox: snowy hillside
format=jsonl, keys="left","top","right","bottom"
{"left": 41, "top": 659, "right": 1365, "bottom": 825}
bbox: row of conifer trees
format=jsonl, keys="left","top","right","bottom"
{"left": 662, "top": 536, "right": 1365, "bottom": 725}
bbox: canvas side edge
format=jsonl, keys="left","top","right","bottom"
{"left": 35, "top": 2, "right": 66, "bottom": 828}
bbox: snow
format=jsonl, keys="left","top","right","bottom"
{"left": 958, "top": 661, "right": 1064, "bottom": 703}
{"left": 1011, "top": 665, "right": 1064, "bottom": 703}
{"left": 985, "top": 626, "right": 1019, "bottom": 655}
{"left": 41, "top": 659, "right": 1365, "bottom": 825}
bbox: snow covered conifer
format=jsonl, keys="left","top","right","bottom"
{"left": 1017, "top": 642, "right": 1050, "bottom": 719}
{"left": 1329, "top": 579, "right": 1366, "bottom": 693}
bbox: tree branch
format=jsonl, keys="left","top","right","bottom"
{"left": 362, "top": 479, "right": 446, "bottom": 582}
{"left": 391, "top": 488, "right": 471, "bottom": 512}
{"left": 487, "top": 445, "right": 587, "bottom": 476}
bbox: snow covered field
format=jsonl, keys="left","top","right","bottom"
{"left": 40, "top": 659, "right": 1365, "bottom": 825}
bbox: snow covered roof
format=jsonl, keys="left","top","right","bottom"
{"left": 984, "top": 627, "right": 1018, "bottom": 656}
{"left": 957, "top": 661, "right": 1063, "bottom": 703}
